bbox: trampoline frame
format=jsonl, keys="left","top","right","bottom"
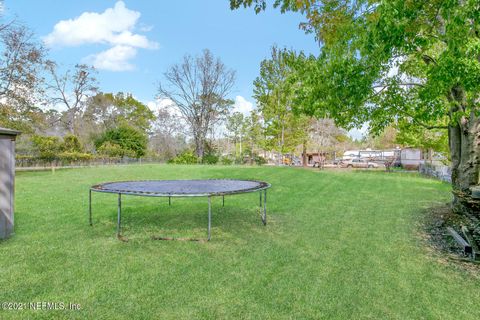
{"left": 89, "top": 179, "right": 271, "bottom": 240}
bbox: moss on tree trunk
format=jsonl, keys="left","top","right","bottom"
{"left": 449, "top": 110, "right": 480, "bottom": 217}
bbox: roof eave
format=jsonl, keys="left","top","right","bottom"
{"left": 0, "top": 127, "right": 21, "bottom": 136}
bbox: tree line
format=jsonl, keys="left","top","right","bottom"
{"left": 0, "top": 12, "right": 449, "bottom": 170}
{"left": 0, "top": 19, "right": 363, "bottom": 167}
{"left": 0, "top": 21, "right": 154, "bottom": 161}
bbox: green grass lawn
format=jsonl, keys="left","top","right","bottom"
{"left": 1, "top": 164, "right": 479, "bottom": 319}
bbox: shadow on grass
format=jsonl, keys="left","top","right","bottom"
{"left": 90, "top": 197, "right": 275, "bottom": 242}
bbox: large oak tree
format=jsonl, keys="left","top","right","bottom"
{"left": 231, "top": 0, "right": 480, "bottom": 216}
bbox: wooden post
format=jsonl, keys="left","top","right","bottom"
{"left": 447, "top": 227, "right": 472, "bottom": 255}
{"left": 302, "top": 140, "right": 307, "bottom": 167}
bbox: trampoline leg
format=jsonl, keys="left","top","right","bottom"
{"left": 259, "top": 191, "right": 262, "bottom": 208}
{"left": 89, "top": 189, "right": 92, "bottom": 226}
{"left": 208, "top": 196, "right": 211, "bottom": 241}
{"left": 262, "top": 189, "right": 267, "bottom": 225}
{"left": 222, "top": 195, "right": 225, "bottom": 207}
{"left": 117, "top": 193, "right": 122, "bottom": 237}
{"left": 169, "top": 196, "right": 171, "bottom": 206}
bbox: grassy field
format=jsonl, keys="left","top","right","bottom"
{"left": 1, "top": 164, "right": 479, "bottom": 319}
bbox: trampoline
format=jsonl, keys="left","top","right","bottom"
{"left": 89, "top": 179, "right": 271, "bottom": 240}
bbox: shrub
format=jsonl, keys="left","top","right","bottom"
{"left": 58, "top": 152, "right": 93, "bottom": 162}
{"left": 168, "top": 151, "right": 198, "bottom": 164}
{"left": 220, "top": 157, "right": 233, "bottom": 165}
{"left": 15, "top": 155, "right": 35, "bottom": 161}
{"left": 254, "top": 155, "right": 267, "bottom": 165}
{"left": 62, "top": 134, "right": 83, "bottom": 152}
{"left": 97, "top": 142, "right": 135, "bottom": 158}
{"left": 202, "top": 153, "right": 219, "bottom": 165}
{"left": 31, "top": 135, "right": 62, "bottom": 161}
{"left": 95, "top": 125, "right": 147, "bottom": 158}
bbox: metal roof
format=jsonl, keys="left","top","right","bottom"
{"left": 0, "top": 127, "right": 21, "bottom": 136}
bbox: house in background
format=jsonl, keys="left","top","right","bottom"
{"left": 400, "top": 148, "right": 424, "bottom": 170}
{"left": 304, "top": 152, "right": 327, "bottom": 166}
{"left": 342, "top": 150, "right": 360, "bottom": 160}
{"left": 342, "top": 148, "right": 400, "bottom": 161}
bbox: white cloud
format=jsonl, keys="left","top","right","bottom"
{"left": 44, "top": 1, "right": 157, "bottom": 49}
{"left": 147, "top": 98, "right": 183, "bottom": 117}
{"left": 157, "top": 98, "right": 176, "bottom": 110}
{"left": 146, "top": 101, "right": 158, "bottom": 112}
{"left": 44, "top": 1, "right": 158, "bottom": 71}
{"left": 232, "top": 96, "right": 254, "bottom": 115}
{"left": 84, "top": 45, "right": 137, "bottom": 71}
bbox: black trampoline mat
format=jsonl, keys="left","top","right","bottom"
{"left": 91, "top": 179, "right": 270, "bottom": 197}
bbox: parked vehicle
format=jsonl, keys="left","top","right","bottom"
{"left": 342, "top": 150, "right": 360, "bottom": 160}
{"left": 341, "top": 158, "right": 379, "bottom": 168}
{"left": 282, "top": 157, "right": 293, "bottom": 166}
{"left": 332, "top": 158, "right": 343, "bottom": 165}
{"left": 291, "top": 156, "right": 302, "bottom": 166}
{"left": 312, "top": 161, "right": 323, "bottom": 168}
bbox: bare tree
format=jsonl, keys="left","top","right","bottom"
{"left": 0, "top": 23, "right": 46, "bottom": 132}
{"left": 158, "top": 49, "right": 236, "bottom": 158}
{"left": 153, "top": 107, "right": 185, "bottom": 137}
{"left": 46, "top": 62, "right": 98, "bottom": 135}
{"left": 150, "top": 107, "right": 187, "bottom": 159}
{"left": 226, "top": 111, "right": 247, "bottom": 160}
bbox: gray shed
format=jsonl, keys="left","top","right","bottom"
{"left": 0, "top": 127, "right": 20, "bottom": 240}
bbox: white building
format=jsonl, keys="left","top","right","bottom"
{"left": 400, "top": 148, "right": 424, "bottom": 169}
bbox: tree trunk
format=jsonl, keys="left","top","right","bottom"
{"left": 302, "top": 139, "right": 307, "bottom": 167}
{"left": 239, "top": 135, "right": 242, "bottom": 162}
{"left": 66, "top": 109, "right": 76, "bottom": 135}
{"left": 194, "top": 133, "right": 204, "bottom": 159}
{"left": 449, "top": 110, "right": 480, "bottom": 217}
{"left": 427, "top": 148, "right": 433, "bottom": 165}
{"left": 234, "top": 138, "right": 238, "bottom": 160}
{"left": 250, "top": 141, "right": 254, "bottom": 165}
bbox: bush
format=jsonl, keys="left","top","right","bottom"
{"left": 62, "top": 134, "right": 83, "bottom": 152}
{"left": 97, "top": 142, "right": 135, "bottom": 158}
{"left": 58, "top": 152, "right": 94, "bottom": 163}
{"left": 220, "top": 157, "right": 233, "bottom": 165}
{"left": 15, "top": 155, "right": 35, "bottom": 161}
{"left": 95, "top": 125, "right": 147, "bottom": 158}
{"left": 253, "top": 155, "right": 267, "bottom": 165}
{"left": 202, "top": 153, "right": 219, "bottom": 165}
{"left": 31, "top": 135, "right": 62, "bottom": 161}
{"left": 168, "top": 151, "right": 198, "bottom": 164}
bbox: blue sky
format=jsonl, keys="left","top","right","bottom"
{"left": 3, "top": 0, "right": 320, "bottom": 114}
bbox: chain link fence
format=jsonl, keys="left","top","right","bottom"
{"left": 419, "top": 163, "right": 451, "bottom": 183}
{"left": 15, "top": 157, "right": 164, "bottom": 171}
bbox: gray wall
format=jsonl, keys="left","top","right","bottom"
{"left": 0, "top": 136, "right": 15, "bottom": 239}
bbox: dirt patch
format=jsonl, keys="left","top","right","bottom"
{"left": 421, "top": 204, "right": 480, "bottom": 272}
